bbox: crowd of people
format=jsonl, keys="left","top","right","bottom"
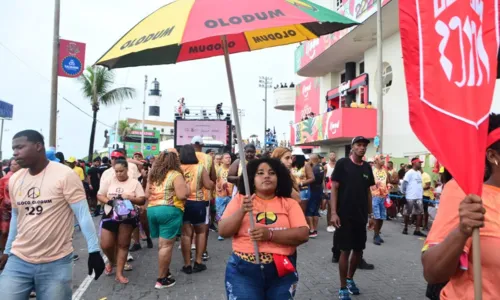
{"left": 1, "top": 115, "right": 500, "bottom": 299}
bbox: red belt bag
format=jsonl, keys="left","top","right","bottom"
{"left": 272, "top": 253, "right": 296, "bottom": 277}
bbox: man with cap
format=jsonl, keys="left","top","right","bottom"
{"left": 67, "top": 156, "right": 85, "bottom": 182}
{"left": 191, "top": 136, "right": 216, "bottom": 260}
{"left": 330, "top": 136, "right": 375, "bottom": 300}
{"left": 100, "top": 149, "right": 140, "bottom": 183}
{"left": 401, "top": 157, "right": 427, "bottom": 237}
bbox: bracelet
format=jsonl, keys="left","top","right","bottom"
{"left": 268, "top": 230, "right": 274, "bottom": 242}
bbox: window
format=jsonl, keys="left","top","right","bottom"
{"left": 161, "top": 128, "right": 165, "bottom": 133}
{"left": 340, "top": 72, "right": 346, "bottom": 84}
{"left": 359, "top": 61, "right": 365, "bottom": 75}
{"left": 153, "top": 127, "right": 157, "bottom": 130}
{"left": 382, "top": 62, "right": 393, "bottom": 95}
{"left": 144, "top": 126, "right": 148, "bottom": 130}
{"left": 335, "top": 0, "right": 343, "bottom": 10}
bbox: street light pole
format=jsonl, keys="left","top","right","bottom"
{"left": 376, "top": 0, "right": 384, "bottom": 154}
{"left": 259, "top": 76, "right": 272, "bottom": 151}
{"left": 141, "top": 75, "right": 148, "bottom": 155}
{"left": 49, "top": 0, "right": 61, "bottom": 147}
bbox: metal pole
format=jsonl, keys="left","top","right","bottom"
{"left": 264, "top": 81, "right": 268, "bottom": 151}
{"left": 221, "top": 35, "right": 261, "bottom": 264}
{"left": 141, "top": 75, "right": 148, "bottom": 155}
{"left": 49, "top": 0, "right": 60, "bottom": 147}
{"left": 0, "top": 119, "right": 4, "bottom": 160}
{"left": 376, "top": 0, "right": 383, "bottom": 154}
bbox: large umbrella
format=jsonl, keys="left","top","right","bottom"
{"left": 96, "top": 0, "right": 357, "bottom": 264}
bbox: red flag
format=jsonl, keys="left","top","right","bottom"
{"left": 400, "top": 0, "right": 499, "bottom": 196}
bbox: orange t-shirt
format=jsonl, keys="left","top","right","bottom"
{"left": 196, "top": 152, "right": 214, "bottom": 200}
{"left": 222, "top": 194, "right": 308, "bottom": 256}
{"left": 9, "top": 161, "right": 86, "bottom": 264}
{"left": 181, "top": 164, "right": 204, "bottom": 201}
{"left": 422, "top": 179, "right": 500, "bottom": 299}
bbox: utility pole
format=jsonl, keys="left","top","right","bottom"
{"left": 376, "top": 0, "right": 384, "bottom": 154}
{"left": 49, "top": 0, "right": 61, "bottom": 147}
{"left": 259, "top": 76, "right": 272, "bottom": 151}
{"left": 141, "top": 75, "right": 148, "bottom": 155}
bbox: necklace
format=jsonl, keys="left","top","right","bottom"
{"left": 16, "top": 163, "right": 49, "bottom": 199}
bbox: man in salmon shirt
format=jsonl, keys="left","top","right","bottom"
{"left": 0, "top": 130, "right": 105, "bottom": 299}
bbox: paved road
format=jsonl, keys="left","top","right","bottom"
{"left": 68, "top": 216, "right": 427, "bottom": 300}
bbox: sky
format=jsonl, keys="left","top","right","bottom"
{"left": 0, "top": 0, "right": 299, "bottom": 159}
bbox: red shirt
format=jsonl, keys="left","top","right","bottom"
{"left": 0, "top": 172, "right": 13, "bottom": 206}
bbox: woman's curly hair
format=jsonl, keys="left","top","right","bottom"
{"left": 237, "top": 158, "right": 292, "bottom": 198}
{"left": 149, "top": 150, "right": 183, "bottom": 186}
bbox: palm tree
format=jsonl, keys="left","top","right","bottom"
{"left": 117, "top": 120, "right": 136, "bottom": 149}
{"left": 79, "top": 66, "right": 135, "bottom": 161}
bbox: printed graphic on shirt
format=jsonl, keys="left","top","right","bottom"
{"left": 256, "top": 211, "right": 278, "bottom": 225}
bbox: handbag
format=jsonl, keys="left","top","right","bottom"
{"left": 384, "top": 196, "right": 393, "bottom": 208}
{"left": 110, "top": 196, "right": 139, "bottom": 222}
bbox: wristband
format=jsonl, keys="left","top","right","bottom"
{"left": 268, "top": 230, "right": 274, "bottom": 242}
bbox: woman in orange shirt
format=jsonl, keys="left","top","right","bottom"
{"left": 219, "top": 158, "right": 309, "bottom": 299}
{"left": 422, "top": 113, "right": 500, "bottom": 299}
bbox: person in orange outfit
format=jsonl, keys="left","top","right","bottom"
{"left": 422, "top": 113, "right": 500, "bottom": 299}
{"left": 0, "top": 159, "right": 21, "bottom": 258}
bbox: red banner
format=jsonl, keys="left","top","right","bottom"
{"left": 58, "top": 39, "right": 86, "bottom": 78}
{"left": 294, "top": 77, "right": 320, "bottom": 123}
{"left": 400, "top": 0, "right": 499, "bottom": 195}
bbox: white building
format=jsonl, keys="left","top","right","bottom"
{"left": 273, "top": 0, "right": 500, "bottom": 160}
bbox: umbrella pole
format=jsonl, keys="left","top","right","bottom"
{"left": 221, "top": 35, "right": 261, "bottom": 266}
{"left": 472, "top": 229, "right": 482, "bottom": 300}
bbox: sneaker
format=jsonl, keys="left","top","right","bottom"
{"left": 167, "top": 270, "right": 173, "bottom": 279}
{"left": 155, "top": 277, "right": 176, "bottom": 289}
{"left": 379, "top": 235, "right": 385, "bottom": 243}
{"left": 127, "top": 253, "right": 134, "bottom": 262}
{"left": 193, "top": 262, "right": 207, "bottom": 273}
{"left": 309, "top": 230, "right": 318, "bottom": 238}
{"left": 346, "top": 278, "right": 360, "bottom": 295}
{"left": 72, "top": 254, "right": 79, "bottom": 261}
{"left": 358, "top": 258, "right": 374, "bottom": 270}
{"left": 209, "top": 224, "right": 218, "bottom": 232}
{"left": 373, "top": 235, "right": 382, "bottom": 246}
{"left": 397, "top": 213, "right": 403, "bottom": 218}
{"left": 191, "top": 244, "right": 196, "bottom": 250}
{"left": 414, "top": 230, "right": 427, "bottom": 237}
{"left": 218, "top": 236, "right": 224, "bottom": 241}
{"left": 129, "top": 243, "right": 142, "bottom": 252}
{"left": 181, "top": 265, "right": 193, "bottom": 274}
{"left": 147, "top": 237, "right": 153, "bottom": 248}
{"left": 338, "top": 288, "right": 351, "bottom": 300}
{"left": 202, "top": 251, "right": 210, "bottom": 261}
{"left": 326, "top": 225, "right": 336, "bottom": 233}
{"left": 332, "top": 254, "right": 339, "bottom": 263}
{"left": 402, "top": 228, "right": 408, "bottom": 235}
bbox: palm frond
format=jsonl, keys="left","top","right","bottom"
{"left": 100, "top": 87, "right": 136, "bottom": 106}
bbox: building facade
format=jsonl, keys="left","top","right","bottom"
{"left": 274, "top": 0, "right": 500, "bottom": 160}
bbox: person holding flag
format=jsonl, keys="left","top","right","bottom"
{"left": 422, "top": 113, "right": 500, "bottom": 299}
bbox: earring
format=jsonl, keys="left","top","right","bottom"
{"left": 495, "top": 160, "right": 498, "bottom": 166}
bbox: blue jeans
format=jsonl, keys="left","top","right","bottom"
{"left": 299, "top": 188, "right": 310, "bottom": 201}
{"left": 0, "top": 253, "right": 73, "bottom": 300}
{"left": 305, "top": 189, "right": 322, "bottom": 217}
{"left": 215, "top": 196, "right": 231, "bottom": 221}
{"left": 372, "top": 196, "right": 387, "bottom": 220}
{"left": 225, "top": 253, "right": 299, "bottom": 299}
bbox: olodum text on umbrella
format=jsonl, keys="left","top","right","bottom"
{"left": 204, "top": 9, "right": 285, "bottom": 28}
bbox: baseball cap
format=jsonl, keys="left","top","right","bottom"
{"left": 411, "top": 157, "right": 422, "bottom": 164}
{"left": 110, "top": 151, "right": 125, "bottom": 159}
{"left": 191, "top": 136, "right": 203, "bottom": 145}
{"left": 291, "top": 147, "right": 305, "bottom": 156}
{"left": 351, "top": 136, "right": 370, "bottom": 145}
{"left": 133, "top": 152, "right": 143, "bottom": 157}
{"left": 46, "top": 147, "right": 60, "bottom": 162}
{"left": 66, "top": 156, "right": 76, "bottom": 163}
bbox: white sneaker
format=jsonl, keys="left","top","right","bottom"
{"left": 397, "top": 213, "right": 403, "bottom": 218}
{"left": 127, "top": 253, "right": 134, "bottom": 262}
{"left": 326, "top": 226, "right": 336, "bottom": 233}
{"left": 191, "top": 244, "right": 196, "bottom": 250}
{"left": 319, "top": 210, "right": 327, "bottom": 216}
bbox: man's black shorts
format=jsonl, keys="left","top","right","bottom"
{"left": 334, "top": 219, "right": 367, "bottom": 251}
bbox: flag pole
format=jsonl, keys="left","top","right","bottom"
{"left": 472, "top": 229, "right": 482, "bottom": 300}
{"left": 221, "top": 35, "right": 261, "bottom": 265}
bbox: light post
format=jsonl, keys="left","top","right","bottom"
{"left": 259, "top": 76, "right": 272, "bottom": 151}
{"left": 114, "top": 105, "right": 132, "bottom": 147}
{"left": 141, "top": 75, "right": 148, "bottom": 154}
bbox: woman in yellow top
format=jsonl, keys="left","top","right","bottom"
{"left": 146, "top": 150, "right": 188, "bottom": 289}
{"left": 290, "top": 148, "right": 315, "bottom": 212}
{"left": 219, "top": 158, "right": 309, "bottom": 299}
{"left": 422, "top": 113, "right": 500, "bottom": 299}
{"left": 271, "top": 147, "right": 301, "bottom": 202}
{"left": 179, "top": 145, "right": 214, "bottom": 274}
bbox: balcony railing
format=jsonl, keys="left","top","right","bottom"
{"left": 291, "top": 107, "right": 377, "bottom": 145}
